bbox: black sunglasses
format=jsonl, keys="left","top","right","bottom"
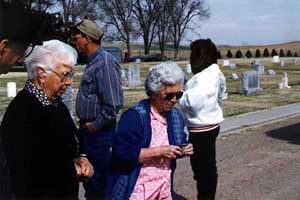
{"left": 164, "top": 91, "right": 183, "bottom": 101}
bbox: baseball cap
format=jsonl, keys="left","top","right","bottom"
{"left": 75, "top": 19, "right": 104, "bottom": 40}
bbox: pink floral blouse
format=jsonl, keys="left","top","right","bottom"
{"left": 129, "top": 106, "right": 172, "bottom": 200}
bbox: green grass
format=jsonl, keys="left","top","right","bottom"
{"left": 1, "top": 58, "right": 300, "bottom": 123}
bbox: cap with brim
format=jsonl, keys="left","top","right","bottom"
{"left": 76, "top": 19, "right": 104, "bottom": 40}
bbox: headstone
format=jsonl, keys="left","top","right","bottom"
{"left": 266, "top": 69, "right": 276, "bottom": 75}
{"left": 293, "top": 58, "right": 299, "bottom": 65}
{"left": 252, "top": 63, "right": 265, "bottom": 74}
{"left": 272, "top": 55, "right": 280, "bottom": 63}
{"left": 239, "top": 71, "right": 263, "bottom": 95}
{"left": 222, "top": 92, "right": 228, "bottom": 100}
{"left": 223, "top": 60, "right": 230, "bottom": 66}
{"left": 122, "top": 66, "right": 141, "bottom": 87}
{"left": 135, "top": 58, "right": 141, "bottom": 64}
{"left": 231, "top": 73, "right": 239, "bottom": 80}
{"left": 253, "top": 59, "right": 261, "bottom": 65}
{"left": 62, "top": 84, "right": 73, "bottom": 117}
{"left": 103, "top": 47, "right": 122, "bottom": 63}
{"left": 278, "top": 72, "right": 291, "bottom": 89}
{"left": 227, "top": 63, "right": 236, "bottom": 70}
{"left": 186, "top": 64, "right": 192, "bottom": 74}
{"left": 280, "top": 60, "right": 285, "bottom": 67}
{"left": 7, "top": 82, "right": 16, "bottom": 97}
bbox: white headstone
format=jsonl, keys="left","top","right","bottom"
{"left": 272, "top": 56, "right": 280, "bottom": 63}
{"left": 223, "top": 60, "right": 230, "bottom": 66}
{"left": 227, "top": 63, "right": 236, "bottom": 70}
{"left": 186, "top": 64, "right": 192, "bottom": 74}
{"left": 7, "top": 82, "right": 17, "bottom": 97}
{"left": 252, "top": 63, "right": 265, "bottom": 74}
{"left": 122, "top": 66, "right": 141, "bottom": 87}
{"left": 231, "top": 73, "right": 239, "bottom": 80}
{"left": 280, "top": 60, "right": 285, "bottom": 67}
{"left": 267, "top": 69, "right": 276, "bottom": 75}
{"left": 293, "top": 58, "right": 299, "bottom": 65}
{"left": 279, "top": 72, "right": 290, "bottom": 89}
{"left": 135, "top": 58, "right": 141, "bottom": 64}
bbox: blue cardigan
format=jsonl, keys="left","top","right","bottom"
{"left": 106, "top": 99, "right": 188, "bottom": 200}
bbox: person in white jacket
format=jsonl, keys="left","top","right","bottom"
{"left": 178, "top": 39, "right": 226, "bottom": 200}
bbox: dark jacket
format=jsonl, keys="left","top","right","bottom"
{"left": 0, "top": 89, "right": 79, "bottom": 199}
{"left": 106, "top": 99, "right": 188, "bottom": 200}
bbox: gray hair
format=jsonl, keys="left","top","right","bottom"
{"left": 145, "top": 61, "right": 185, "bottom": 97}
{"left": 25, "top": 39, "right": 78, "bottom": 80}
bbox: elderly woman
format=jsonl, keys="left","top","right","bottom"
{"left": 106, "top": 61, "right": 193, "bottom": 200}
{"left": 178, "top": 39, "right": 226, "bottom": 200}
{"left": 0, "top": 40, "right": 94, "bottom": 199}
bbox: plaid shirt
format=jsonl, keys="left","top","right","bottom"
{"left": 76, "top": 47, "right": 123, "bottom": 131}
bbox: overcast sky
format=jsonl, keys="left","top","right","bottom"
{"left": 188, "top": 0, "right": 300, "bottom": 46}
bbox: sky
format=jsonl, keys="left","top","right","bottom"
{"left": 187, "top": 0, "right": 300, "bottom": 46}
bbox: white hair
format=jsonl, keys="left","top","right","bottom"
{"left": 25, "top": 39, "right": 78, "bottom": 80}
{"left": 145, "top": 61, "right": 185, "bottom": 97}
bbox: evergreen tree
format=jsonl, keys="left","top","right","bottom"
{"left": 263, "top": 48, "right": 270, "bottom": 57}
{"left": 235, "top": 50, "right": 242, "bottom": 58}
{"left": 294, "top": 52, "right": 298, "bottom": 57}
{"left": 271, "top": 49, "right": 278, "bottom": 57}
{"left": 226, "top": 50, "right": 233, "bottom": 58}
{"left": 279, "top": 49, "right": 285, "bottom": 57}
{"left": 245, "top": 50, "right": 252, "bottom": 58}
{"left": 286, "top": 50, "right": 292, "bottom": 57}
{"left": 255, "top": 49, "right": 261, "bottom": 58}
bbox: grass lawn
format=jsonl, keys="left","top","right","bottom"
{"left": 1, "top": 57, "right": 300, "bottom": 123}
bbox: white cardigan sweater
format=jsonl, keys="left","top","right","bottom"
{"left": 178, "top": 64, "right": 226, "bottom": 128}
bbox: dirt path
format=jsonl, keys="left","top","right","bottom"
{"left": 174, "top": 117, "right": 300, "bottom": 200}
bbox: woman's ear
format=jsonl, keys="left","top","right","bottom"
{"left": 0, "top": 39, "right": 9, "bottom": 59}
{"left": 35, "top": 67, "right": 46, "bottom": 82}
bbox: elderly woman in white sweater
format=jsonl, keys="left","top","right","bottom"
{"left": 178, "top": 39, "right": 226, "bottom": 200}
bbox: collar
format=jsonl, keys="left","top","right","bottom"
{"left": 87, "top": 47, "right": 103, "bottom": 63}
{"left": 24, "top": 80, "right": 60, "bottom": 107}
{"left": 150, "top": 105, "right": 167, "bottom": 125}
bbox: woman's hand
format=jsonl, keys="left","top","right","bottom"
{"left": 159, "top": 145, "right": 183, "bottom": 159}
{"left": 139, "top": 145, "right": 182, "bottom": 163}
{"left": 182, "top": 143, "right": 193, "bottom": 157}
{"left": 84, "top": 122, "right": 97, "bottom": 133}
{"left": 74, "top": 156, "right": 94, "bottom": 181}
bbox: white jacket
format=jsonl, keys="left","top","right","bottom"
{"left": 178, "top": 64, "right": 226, "bottom": 127}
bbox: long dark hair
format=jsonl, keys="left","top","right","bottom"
{"left": 190, "top": 38, "right": 218, "bottom": 74}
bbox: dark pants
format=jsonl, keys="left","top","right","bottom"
{"left": 80, "top": 124, "right": 115, "bottom": 200}
{"left": 189, "top": 126, "right": 220, "bottom": 200}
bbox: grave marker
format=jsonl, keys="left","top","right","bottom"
{"left": 239, "top": 71, "right": 263, "bottom": 95}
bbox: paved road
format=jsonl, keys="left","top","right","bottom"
{"left": 173, "top": 116, "right": 300, "bottom": 200}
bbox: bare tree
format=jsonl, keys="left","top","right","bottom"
{"left": 132, "top": 0, "right": 161, "bottom": 55}
{"left": 58, "top": 0, "right": 99, "bottom": 31}
{"left": 156, "top": 1, "right": 173, "bottom": 58}
{"left": 98, "top": 0, "right": 135, "bottom": 55}
{"left": 168, "top": 0, "right": 209, "bottom": 59}
{"left": 6, "top": 0, "right": 55, "bottom": 12}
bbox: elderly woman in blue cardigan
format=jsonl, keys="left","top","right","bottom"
{"left": 106, "top": 61, "right": 193, "bottom": 200}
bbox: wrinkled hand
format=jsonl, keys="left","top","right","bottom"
{"left": 84, "top": 122, "right": 97, "bottom": 133}
{"left": 159, "top": 145, "right": 182, "bottom": 159}
{"left": 182, "top": 144, "right": 193, "bottom": 157}
{"left": 74, "top": 157, "right": 94, "bottom": 181}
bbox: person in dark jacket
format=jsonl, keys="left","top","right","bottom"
{"left": 106, "top": 61, "right": 193, "bottom": 200}
{"left": 73, "top": 19, "right": 124, "bottom": 200}
{"left": 0, "top": 40, "right": 94, "bottom": 199}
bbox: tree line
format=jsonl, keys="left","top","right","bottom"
{"left": 4, "top": 0, "right": 210, "bottom": 59}
{"left": 223, "top": 48, "right": 299, "bottom": 59}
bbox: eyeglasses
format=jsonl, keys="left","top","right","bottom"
{"left": 47, "top": 69, "right": 75, "bottom": 82}
{"left": 164, "top": 91, "right": 183, "bottom": 101}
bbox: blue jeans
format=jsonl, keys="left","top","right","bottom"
{"left": 80, "top": 123, "right": 115, "bottom": 200}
